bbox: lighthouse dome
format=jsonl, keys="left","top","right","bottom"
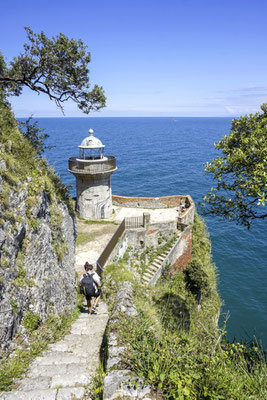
{"left": 79, "top": 129, "right": 105, "bottom": 149}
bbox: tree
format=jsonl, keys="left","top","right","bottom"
{"left": 201, "top": 104, "right": 267, "bottom": 228}
{"left": 0, "top": 27, "right": 106, "bottom": 114}
{"left": 18, "top": 117, "right": 52, "bottom": 156}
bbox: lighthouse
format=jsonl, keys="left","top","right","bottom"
{"left": 68, "top": 129, "right": 117, "bottom": 219}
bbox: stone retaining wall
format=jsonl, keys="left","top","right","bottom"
{"left": 103, "top": 282, "right": 159, "bottom": 400}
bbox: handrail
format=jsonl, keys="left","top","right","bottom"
{"left": 96, "top": 219, "right": 126, "bottom": 275}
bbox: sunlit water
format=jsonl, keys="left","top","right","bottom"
{"left": 22, "top": 117, "right": 266, "bottom": 347}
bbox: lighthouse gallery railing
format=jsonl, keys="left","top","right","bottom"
{"left": 68, "top": 156, "right": 116, "bottom": 174}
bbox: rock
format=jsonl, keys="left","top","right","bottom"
{"left": 0, "top": 184, "right": 77, "bottom": 350}
{"left": 0, "top": 159, "right": 6, "bottom": 171}
{"left": 113, "top": 282, "right": 138, "bottom": 317}
{"left": 103, "top": 371, "right": 153, "bottom": 400}
{"left": 57, "top": 387, "right": 86, "bottom": 400}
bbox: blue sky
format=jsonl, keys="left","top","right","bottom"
{"left": 1, "top": 0, "right": 266, "bottom": 117}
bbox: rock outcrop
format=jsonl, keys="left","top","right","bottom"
{"left": 0, "top": 182, "right": 77, "bottom": 352}
{"left": 0, "top": 105, "right": 77, "bottom": 352}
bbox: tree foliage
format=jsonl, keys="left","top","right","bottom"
{"left": 18, "top": 117, "right": 52, "bottom": 156}
{"left": 0, "top": 27, "right": 106, "bottom": 113}
{"left": 201, "top": 104, "right": 267, "bottom": 228}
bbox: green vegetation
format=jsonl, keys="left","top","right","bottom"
{"left": 0, "top": 102, "right": 74, "bottom": 212}
{"left": 0, "top": 293, "right": 83, "bottom": 392}
{"left": 0, "top": 99, "right": 74, "bottom": 272}
{"left": 79, "top": 218, "right": 118, "bottom": 225}
{"left": 91, "top": 364, "right": 106, "bottom": 400}
{"left": 18, "top": 117, "right": 51, "bottom": 155}
{"left": 76, "top": 232, "right": 95, "bottom": 246}
{"left": 0, "top": 27, "right": 106, "bottom": 114}
{"left": 202, "top": 104, "right": 267, "bottom": 228}
{"left": 23, "top": 312, "right": 40, "bottom": 331}
{"left": 126, "top": 235, "right": 177, "bottom": 278}
{"left": 10, "top": 299, "right": 18, "bottom": 315}
{"left": 103, "top": 214, "right": 266, "bottom": 400}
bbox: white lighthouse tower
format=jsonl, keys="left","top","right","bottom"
{"left": 68, "top": 129, "right": 117, "bottom": 219}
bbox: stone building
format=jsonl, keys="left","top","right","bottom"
{"left": 68, "top": 129, "right": 117, "bottom": 219}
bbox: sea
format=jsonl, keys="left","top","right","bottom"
{"left": 22, "top": 117, "right": 267, "bottom": 348}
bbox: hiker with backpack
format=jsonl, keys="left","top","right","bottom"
{"left": 80, "top": 262, "right": 101, "bottom": 315}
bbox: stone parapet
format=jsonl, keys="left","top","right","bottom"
{"left": 103, "top": 282, "right": 158, "bottom": 400}
{"left": 68, "top": 155, "right": 117, "bottom": 176}
{"left": 112, "top": 194, "right": 193, "bottom": 208}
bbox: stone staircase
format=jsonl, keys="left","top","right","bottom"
{"left": 0, "top": 302, "right": 109, "bottom": 400}
{"left": 143, "top": 243, "right": 173, "bottom": 285}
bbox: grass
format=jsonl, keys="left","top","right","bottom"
{"left": 79, "top": 218, "right": 118, "bottom": 225}
{"left": 76, "top": 232, "right": 95, "bottom": 246}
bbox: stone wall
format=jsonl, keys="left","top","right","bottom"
{"left": 113, "top": 194, "right": 193, "bottom": 209}
{"left": 171, "top": 227, "right": 192, "bottom": 272}
{"left": 76, "top": 175, "right": 113, "bottom": 219}
{"left": 103, "top": 282, "right": 158, "bottom": 400}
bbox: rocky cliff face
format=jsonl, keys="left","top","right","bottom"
{"left": 0, "top": 104, "right": 77, "bottom": 352}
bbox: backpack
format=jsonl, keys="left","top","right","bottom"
{"left": 81, "top": 273, "right": 96, "bottom": 297}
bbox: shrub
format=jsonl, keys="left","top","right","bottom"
{"left": 183, "top": 261, "right": 209, "bottom": 296}
{"left": 23, "top": 312, "right": 40, "bottom": 330}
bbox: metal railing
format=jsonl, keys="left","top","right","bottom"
{"left": 125, "top": 215, "right": 144, "bottom": 229}
{"left": 96, "top": 219, "right": 126, "bottom": 275}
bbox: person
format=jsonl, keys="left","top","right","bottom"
{"left": 80, "top": 262, "right": 101, "bottom": 315}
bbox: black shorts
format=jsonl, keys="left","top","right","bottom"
{"left": 86, "top": 288, "right": 101, "bottom": 300}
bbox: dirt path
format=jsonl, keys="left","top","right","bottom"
{"left": 75, "top": 220, "right": 118, "bottom": 277}
{"left": 1, "top": 220, "right": 116, "bottom": 400}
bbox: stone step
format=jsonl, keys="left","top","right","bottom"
{"left": 162, "top": 251, "right": 169, "bottom": 256}
{"left": 18, "top": 371, "right": 91, "bottom": 391}
{"left": 151, "top": 260, "right": 161, "bottom": 267}
{"left": 143, "top": 274, "right": 153, "bottom": 282}
{"left": 50, "top": 372, "right": 91, "bottom": 389}
{"left": 17, "top": 376, "right": 52, "bottom": 391}
{"left": 1, "top": 388, "right": 57, "bottom": 400}
{"left": 1, "top": 386, "right": 86, "bottom": 400}
{"left": 28, "top": 363, "right": 93, "bottom": 379}
{"left": 157, "top": 255, "right": 165, "bottom": 261}
{"left": 32, "top": 352, "right": 90, "bottom": 366}
{"left": 147, "top": 266, "right": 158, "bottom": 274}
{"left": 0, "top": 301, "right": 109, "bottom": 400}
{"left": 47, "top": 341, "right": 101, "bottom": 356}
{"left": 143, "top": 270, "right": 153, "bottom": 278}
{"left": 57, "top": 387, "right": 86, "bottom": 400}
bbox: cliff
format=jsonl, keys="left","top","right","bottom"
{"left": 0, "top": 101, "right": 77, "bottom": 352}
{"left": 100, "top": 216, "right": 266, "bottom": 400}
